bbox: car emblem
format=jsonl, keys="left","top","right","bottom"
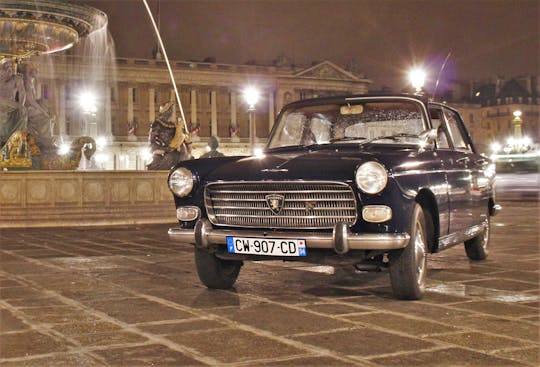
{"left": 305, "top": 201, "right": 316, "bottom": 212}
{"left": 265, "top": 194, "right": 285, "bottom": 215}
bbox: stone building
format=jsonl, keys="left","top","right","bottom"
{"left": 450, "top": 76, "right": 539, "bottom": 153}
{"left": 34, "top": 56, "right": 371, "bottom": 169}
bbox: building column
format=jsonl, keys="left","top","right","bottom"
{"left": 148, "top": 88, "right": 155, "bottom": 122}
{"left": 104, "top": 85, "right": 112, "bottom": 136}
{"left": 268, "top": 90, "right": 275, "bottom": 132}
{"left": 57, "top": 83, "right": 66, "bottom": 136}
{"left": 190, "top": 89, "right": 197, "bottom": 124}
{"left": 127, "top": 87, "right": 134, "bottom": 128}
{"left": 230, "top": 91, "right": 239, "bottom": 142}
{"left": 211, "top": 90, "right": 217, "bottom": 136}
{"left": 170, "top": 89, "right": 177, "bottom": 121}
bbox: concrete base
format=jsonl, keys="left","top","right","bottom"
{"left": 0, "top": 170, "right": 176, "bottom": 228}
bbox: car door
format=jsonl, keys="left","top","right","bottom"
{"left": 440, "top": 107, "right": 479, "bottom": 234}
{"left": 429, "top": 105, "right": 473, "bottom": 237}
{"left": 443, "top": 107, "right": 490, "bottom": 225}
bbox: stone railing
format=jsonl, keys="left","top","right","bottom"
{"left": 0, "top": 170, "right": 177, "bottom": 228}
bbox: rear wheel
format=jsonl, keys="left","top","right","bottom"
{"left": 194, "top": 247, "right": 242, "bottom": 289}
{"left": 389, "top": 204, "right": 428, "bottom": 300}
{"left": 464, "top": 217, "right": 490, "bottom": 260}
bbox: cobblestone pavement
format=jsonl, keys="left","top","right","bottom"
{"left": 1, "top": 201, "right": 538, "bottom": 366}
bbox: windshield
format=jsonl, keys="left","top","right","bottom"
{"left": 268, "top": 99, "right": 427, "bottom": 149}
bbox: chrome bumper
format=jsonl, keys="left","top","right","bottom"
{"left": 168, "top": 219, "right": 410, "bottom": 255}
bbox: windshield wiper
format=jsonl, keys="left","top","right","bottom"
{"left": 329, "top": 136, "right": 368, "bottom": 143}
{"left": 358, "top": 133, "right": 420, "bottom": 146}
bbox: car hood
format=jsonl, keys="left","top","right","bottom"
{"left": 204, "top": 145, "right": 420, "bottom": 182}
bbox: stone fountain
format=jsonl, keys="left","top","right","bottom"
{"left": 0, "top": 0, "right": 107, "bottom": 169}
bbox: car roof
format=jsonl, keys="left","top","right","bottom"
{"left": 282, "top": 93, "right": 430, "bottom": 110}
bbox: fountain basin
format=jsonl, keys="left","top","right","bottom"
{"left": 0, "top": 0, "right": 107, "bottom": 57}
{"left": 0, "top": 170, "right": 176, "bottom": 228}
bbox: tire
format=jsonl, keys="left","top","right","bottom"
{"left": 464, "top": 217, "right": 490, "bottom": 261}
{"left": 194, "top": 247, "right": 242, "bottom": 289}
{"left": 389, "top": 204, "right": 428, "bottom": 300}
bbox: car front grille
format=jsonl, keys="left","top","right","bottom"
{"left": 204, "top": 181, "right": 357, "bottom": 229}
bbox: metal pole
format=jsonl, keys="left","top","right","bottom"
{"left": 141, "top": 0, "right": 188, "bottom": 132}
{"left": 249, "top": 107, "right": 256, "bottom": 151}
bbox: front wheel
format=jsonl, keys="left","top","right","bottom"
{"left": 389, "top": 204, "right": 428, "bottom": 300}
{"left": 194, "top": 247, "right": 242, "bottom": 289}
{"left": 464, "top": 217, "right": 490, "bottom": 260}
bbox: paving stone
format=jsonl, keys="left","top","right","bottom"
{"left": 344, "top": 312, "right": 461, "bottom": 336}
{"left": 451, "top": 300, "right": 538, "bottom": 317}
{"left": 168, "top": 328, "right": 304, "bottom": 364}
{"left": 0, "top": 309, "right": 29, "bottom": 332}
{"left": 371, "top": 347, "right": 524, "bottom": 366}
{"left": 303, "top": 302, "right": 372, "bottom": 315}
{"left": 20, "top": 306, "right": 100, "bottom": 324}
{"left": 137, "top": 319, "right": 226, "bottom": 335}
{"left": 209, "top": 303, "right": 351, "bottom": 336}
{"left": 433, "top": 331, "right": 532, "bottom": 352}
{"left": 257, "top": 355, "right": 357, "bottom": 366}
{"left": 0, "top": 353, "right": 105, "bottom": 366}
{"left": 85, "top": 297, "right": 194, "bottom": 324}
{"left": 52, "top": 321, "right": 122, "bottom": 336}
{"left": 0, "top": 330, "right": 69, "bottom": 358}
{"left": 450, "top": 315, "right": 540, "bottom": 342}
{"left": 462, "top": 279, "right": 538, "bottom": 292}
{"left": 495, "top": 347, "right": 540, "bottom": 366}
{"left": 292, "top": 327, "right": 436, "bottom": 357}
{"left": 93, "top": 344, "right": 203, "bottom": 366}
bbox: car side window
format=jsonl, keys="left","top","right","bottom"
{"left": 443, "top": 108, "right": 471, "bottom": 152}
{"left": 429, "top": 108, "right": 450, "bottom": 149}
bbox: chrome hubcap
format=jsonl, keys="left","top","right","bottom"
{"left": 414, "top": 222, "right": 427, "bottom": 289}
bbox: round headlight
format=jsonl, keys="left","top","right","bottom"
{"left": 168, "top": 167, "right": 194, "bottom": 197}
{"left": 355, "top": 161, "right": 388, "bottom": 194}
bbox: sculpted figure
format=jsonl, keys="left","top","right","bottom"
{"left": 147, "top": 102, "right": 192, "bottom": 170}
{"left": 0, "top": 58, "right": 27, "bottom": 147}
{"left": 200, "top": 136, "right": 225, "bottom": 158}
{"left": 20, "top": 62, "right": 55, "bottom": 152}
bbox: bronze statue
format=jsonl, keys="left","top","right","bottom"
{"left": 147, "top": 101, "right": 192, "bottom": 170}
{"left": 20, "top": 62, "right": 55, "bottom": 154}
{"left": 0, "top": 58, "right": 27, "bottom": 148}
{"left": 200, "top": 136, "right": 225, "bottom": 158}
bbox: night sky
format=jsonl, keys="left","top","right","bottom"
{"left": 78, "top": 0, "right": 538, "bottom": 90}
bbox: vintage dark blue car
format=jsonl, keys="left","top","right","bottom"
{"left": 168, "top": 94, "right": 499, "bottom": 300}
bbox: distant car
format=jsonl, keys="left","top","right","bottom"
{"left": 167, "top": 94, "right": 499, "bottom": 300}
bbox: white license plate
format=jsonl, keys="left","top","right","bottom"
{"left": 226, "top": 236, "right": 307, "bottom": 257}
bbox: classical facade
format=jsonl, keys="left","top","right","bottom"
{"left": 33, "top": 56, "right": 371, "bottom": 169}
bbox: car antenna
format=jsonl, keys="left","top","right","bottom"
{"left": 432, "top": 51, "right": 452, "bottom": 102}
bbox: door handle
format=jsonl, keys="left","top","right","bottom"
{"left": 456, "top": 157, "right": 469, "bottom": 164}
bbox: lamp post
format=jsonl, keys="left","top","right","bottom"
{"left": 409, "top": 68, "right": 426, "bottom": 95}
{"left": 243, "top": 87, "right": 260, "bottom": 152}
{"left": 512, "top": 110, "right": 523, "bottom": 139}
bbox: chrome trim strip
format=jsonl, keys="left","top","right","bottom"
{"left": 168, "top": 220, "right": 410, "bottom": 252}
{"left": 391, "top": 169, "right": 474, "bottom": 177}
{"left": 438, "top": 221, "right": 488, "bottom": 251}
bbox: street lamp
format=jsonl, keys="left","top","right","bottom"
{"left": 512, "top": 110, "right": 523, "bottom": 139}
{"left": 243, "top": 86, "right": 260, "bottom": 151}
{"left": 409, "top": 68, "right": 426, "bottom": 94}
{"left": 78, "top": 90, "right": 98, "bottom": 136}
